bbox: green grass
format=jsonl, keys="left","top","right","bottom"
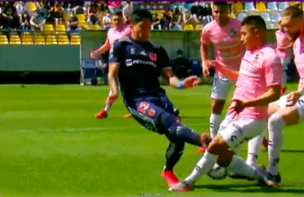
{"left": 0, "top": 84, "right": 303, "bottom": 196}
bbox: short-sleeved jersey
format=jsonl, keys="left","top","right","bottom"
{"left": 200, "top": 18, "right": 244, "bottom": 77}
{"left": 108, "top": 36, "right": 171, "bottom": 100}
{"left": 227, "top": 46, "right": 282, "bottom": 121}
{"left": 275, "top": 30, "right": 291, "bottom": 59}
{"left": 107, "top": 25, "right": 131, "bottom": 46}
{"left": 293, "top": 35, "right": 304, "bottom": 90}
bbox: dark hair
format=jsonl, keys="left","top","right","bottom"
{"left": 113, "top": 11, "right": 123, "bottom": 17}
{"left": 213, "top": 1, "right": 228, "bottom": 7}
{"left": 282, "top": 6, "right": 303, "bottom": 19}
{"left": 241, "top": 15, "right": 266, "bottom": 31}
{"left": 130, "top": 9, "right": 153, "bottom": 24}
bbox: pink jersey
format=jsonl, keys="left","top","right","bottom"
{"left": 275, "top": 30, "right": 291, "bottom": 59}
{"left": 201, "top": 19, "right": 244, "bottom": 77}
{"left": 293, "top": 35, "right": 304, "bottom": 90}
{"left": 227, "top": 46, "right": 282, "bottom": 120}
{"left": 107, "top": 25, "right": 131, "bottom": 46}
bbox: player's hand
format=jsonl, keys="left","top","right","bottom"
{"left": 231, "top": 99, "right": 249, "bottom": 113}
{"left": 90, "top": 51, "right": 98, "bottom": 59}
{"left": 182, "top": 75, "right": 201, "bottom": 88}
{"left": 286, "top": 91, "right": 301, "bottom": 107}
{"left": 202, "top": 61, "right": 211, "bottom": 79}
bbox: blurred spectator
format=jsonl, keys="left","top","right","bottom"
{"left": 151, "top": 13, "right": 161, "bottom": 30}
{"left": 67, "top": 13, "right": 79, "bottom": 37}
{"left": 172, "top": 50, "right": 192, "bottom": 79}
{"left": 0, "top": 4, "right": 16, "bottom": 34}
{"left": 182, "top": 9, "right": 196, "bottom": 27}
{"left": 49, "top": 2, "right": 64, "bottom": 26}
{"left": 191, "top": 1, "right": 205, "bottom": 20}
{"left": 122, "top": 1, "right": 132, "bottom": 24}
{"left": 30, "top": 8, "right": 45, "bottom": 31}
{"left": 108, "top": 1, "right": 123, "bottom": 14}
{"left": 171, "top": 8, "right": 182, "bottom": 30}
{"left": 160, "top": 9, "right": 172, "bottom": 30}
{"left": 20, "top": 11, "right": 30, "bottom": 31}
{"left": 15, "top": 1, "right": 25, "bottom": 16}
{"left": 87, "top": 2, "right": 99, "bottom": 25}
{"left": 102, "top": 9, "right": 112, "bottom": 30}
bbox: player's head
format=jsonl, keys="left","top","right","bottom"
{"left": 130, "top": 10, "right": 153, "bottom": 42}
{"left": 212, "top": 2, "right": 229, "bottom": 26}
{"left": 112, "top": 11, "right": 124, "bottom": 28}
{"left": 240, "top": 15, "right": 267, "bottom": 50}
{"left": 281, "top": 6, "right": 304, "bottom": 42}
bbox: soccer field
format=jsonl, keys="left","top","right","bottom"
{"left": 0, "top": 85, "right": 303, "bottom": 196}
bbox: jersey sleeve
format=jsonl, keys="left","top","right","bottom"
{"left": 108, "top": 39, "right": 123, "bottom": 64}
{"left": 157, "top": 46, "right": 171, "bottom": 70}
{"left": 262, "top": 54, "right": 282, "bottom": 86}
{"left": 200, "top": 25, "right": 211, "bottom": 44}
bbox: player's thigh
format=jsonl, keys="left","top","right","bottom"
{"left": 126, "top": 101, "right": 166, "bottom": 134}
{"left": 218, "top": 119, "right": 267, "bottom": 152}
{"left": 159, "top": 93, "right": 176, "bottom": 114}
{"left": 282, "top": 71, "right": 287, "bottom": 88}
{"left": 211, "top": 74, "right": 233, "bottom": 100}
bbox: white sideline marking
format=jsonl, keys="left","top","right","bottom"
{"left": 15, "top": 123, "right": 208, "bottom": 133}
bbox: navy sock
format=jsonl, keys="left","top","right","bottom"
{"left": 164, "top": 142, "right": 184, "bottom": 171}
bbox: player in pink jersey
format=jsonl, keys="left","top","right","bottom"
{"left": 198, "top": 2, "right": 268, "bottom": 166}
{"left": 170, "top": 15, "right": 282, "bottom": 192}
{"left": 90, "top": 11, "right": 131, "bottom": 119}
{"left": 275, "top": 20, "right": 293, "bottom": 94}
{"left": 261, "top": 7, "right": 304, "bottom": 187}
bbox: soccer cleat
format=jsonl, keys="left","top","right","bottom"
{"left": 95, "top": 110, "right": 108, "bottom": 119}
{"left": 197, "top": 147, "right": 206, "bottom": 153}
{"left": 198, "top": 132, "right": 212, "bottom": 153}
{"left": 161, "top": 170, "right": 179, "bottom": 188}
{"left": 263, "top": 137, "right": 268, "bottom": 150}
{"left": 265, "top": 172, "right": 281, "bottom": 188}
{"left": 123, "top": 113, "right": 132, "bottom": 118}
{"left": 169, "top": 181, "right": 194, "bottom": 192}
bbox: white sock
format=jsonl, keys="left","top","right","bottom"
{"left": 184, "top": 151, "right": 216, "bottom": 184}
{"left": 267, "top": 114, "right": 285, "bottom": 175}
{"left": 104, "top": 89, "right": 113, "bottom": 112}
{"left": 209, "top": 114, "right": 221, "bottom": 138}
{"left": 228, "top": 155, "right": 260, "bottom": 179}
{"left": 246, "top": 132, "right": 264, "bottom": 166}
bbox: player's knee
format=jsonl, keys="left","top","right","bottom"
{"left": 268, "top": 113, "right": 286, "bottom": 129}
{"left": 211, "top": 99, "right": 226, "bottom": 114}
{"left": 207, "top": 134, "right": 229, "bottom": 155}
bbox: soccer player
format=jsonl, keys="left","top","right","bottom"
{"left": 275, "top": 20, "right": 293, "bottom": 94}
{"left": 90, "top": 11, "right": 132, "bottom": 119}
{"left": 198, "top": 1, "right": 268, "bottom": 168}
{"left": 264, "top": 6, "right": 304, "bottom": 187}
{"left": 107, "top": 9, "right": 205, "bottom": 188}
{"left": 170, "top": 15, "right": 282, "bottom": 192}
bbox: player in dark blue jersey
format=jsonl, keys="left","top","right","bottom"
{"left": 107, "top": 9, "right": 204, "bottom": 188}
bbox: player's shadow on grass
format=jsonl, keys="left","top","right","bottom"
{"left": 260, "top": 150, "right": 304, "bottom": 153}
{"left": 195, "top": 184, "right": 304, "bottom": 194}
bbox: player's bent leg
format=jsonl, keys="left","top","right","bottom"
{"left": 266, "top": 101, "right": 304, "bottom": 187}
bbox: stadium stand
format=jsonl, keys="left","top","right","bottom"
{"left": 0, "top": 1, "right": 302, "bottom": 45}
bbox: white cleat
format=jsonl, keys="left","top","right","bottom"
{"left": 168, "top": 181, "right": 194, "bottom": 192}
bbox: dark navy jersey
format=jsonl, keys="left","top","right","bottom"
{"left": 108, "top": 36, "right": 171, "bottom": 100}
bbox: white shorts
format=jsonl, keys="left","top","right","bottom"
{"left": 276, "top": 94, "right": 304, "bottom": 121}
{"left": 218, "top": 117, "right": 267, "bottom": 152}
{"left": 211, "top": 74, "right": 234, "bottom": 100}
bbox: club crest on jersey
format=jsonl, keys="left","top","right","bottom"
{"left": 130, "top": 47, "right": 135, "bottom": 54}
{"left": 254, "top": 54, "right": 259, "bottom": 61}
{"left": 149, "top": 52, "right": 157, "bottom": 62}
{"left": 230, "top": 28, "right": 237, "bottom": 36}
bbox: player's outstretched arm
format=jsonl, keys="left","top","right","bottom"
{"left": 93, "top": 39, "right": 111, "bottom": 55}
{"left": 210, "top": 61, "right": 239, "bottom": 83}
{"left": 163, "top": 68, "right": 200, "bottom": 89}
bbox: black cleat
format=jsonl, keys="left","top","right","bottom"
{"left": 265, "top": 172, "right": 281, "bottom": 188}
